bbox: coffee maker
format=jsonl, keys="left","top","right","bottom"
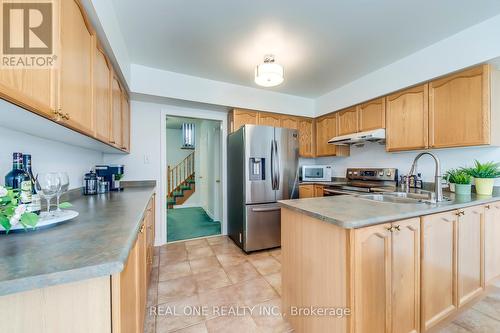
{"left": 95, "top": 165, "right": 124, "bottom": 191}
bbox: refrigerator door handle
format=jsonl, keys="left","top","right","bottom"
{"left": 270, "top": 140, "right": 276, "bottom": 190}
{"left": 251, "top": 207, "right": 281, "bottom": 212}
{"left": 275, "top": 139, "right": 280, "bottom": 190}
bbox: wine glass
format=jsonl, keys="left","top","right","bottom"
{"left": 55, "top": 172, "right": 69, "bottom": 214}
{"left": 35, "top": 173, "right": 60, "bottom": 216}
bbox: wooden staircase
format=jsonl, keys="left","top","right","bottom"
{"left": 167, "top": 152, "right": 196, "bottom": 209}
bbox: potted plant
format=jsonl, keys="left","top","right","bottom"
{"left": 0, "top": 185, "right": 39, "bottom": 233}
{"left": 466, "top": 160, "right": 500, "bottom": 196}
{"left": 444, "top": 168, "right": 462, "bottom": 192}
{"left": 453, "top": 170, "right": 472, "bottom": 195}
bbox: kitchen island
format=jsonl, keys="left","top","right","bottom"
{"left": 0, "top": 184, "right": 156, "bottom": 333}
{"left": 279, "top": 191, "right": 500, "bottom": 333}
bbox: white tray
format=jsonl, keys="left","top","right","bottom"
{"left": 1, "top": 210, "right": 79, "bottom": 233}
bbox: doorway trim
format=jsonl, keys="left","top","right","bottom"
{"left": 160, "top": 106, "right": 228, "bottom": 245}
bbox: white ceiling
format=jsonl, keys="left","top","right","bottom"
{"left": 111, "top": 0, "right": 500, "bottom": 98}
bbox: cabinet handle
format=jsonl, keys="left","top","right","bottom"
{"left": 456, "top": 210, "right": 465, "bottom": 216}
{"left": 485, "top": 205, "right": 491, "bottom": 210}
{"left": 394, "top": 225, "right": 401, "bottom": 232}
{"left": 140, "top": 224, "right": 145, "bottom": 233}
{"left": 62, "top": 112, "right": 70, "bottom": 120}
{"left": 386, "top": 226, "right": 394, "bottom": 233}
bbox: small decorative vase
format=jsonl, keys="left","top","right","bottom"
{"left": 455, "top": 184, "right": 472, "bottom": 195}
{"left": 474, "top": 178, "right": 495, "bottom": 196}
{"left": 449, "top": 183, "right": 455, "bottom": 193}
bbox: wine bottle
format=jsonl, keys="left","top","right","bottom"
{"left": 23, "top": 154, "right": 41, "bottom": 214}
{"left": 4, "top": 152, "right": 32, "bottom": 205}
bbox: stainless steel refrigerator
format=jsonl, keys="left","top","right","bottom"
{"left": 228, "top": 124, "right": 299, "bottom": 252}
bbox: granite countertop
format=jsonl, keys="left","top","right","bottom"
{"left": 0, "top": 185, "right": 155, "bottom": 296}
{"left": 279, "top": 190, "right": 500, "bottom": 229}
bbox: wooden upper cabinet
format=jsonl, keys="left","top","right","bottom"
{"left": 111, "top": 75, "right": 123, "bottom": 147}
{"left": 316, "top": 114, "right": 349, "bottom": 157}
{"left": 337, "top": 106, "right": 358, "bottom": 136}
{"left": 421, "top": 211, "right": 457, "bottom": 331}
{"left": 457, "top": 206, "right": 484, "bottom": 307}
{"left": 59, "top": 0, "right": 94, "bottom": 134}
{"left": 386, "top": 84, "right": 429, "bottom": 152}
{"left": 0, "top": 68, "right": 55, "bottom": 118}
{"left": 230, "top": 109, "right": 258, "bottom": 132}
{"left": 298, "top": 118, "right": 315, "bottom": 157}
{"left": 353, "top": 223, "right": 392, "bottom": 333}
{"left": 429, "top": 64, "right": 490, "bottom": 148}
{"left": 358, "top": 97, "right": 385, "bottom": 131}
{"left": 280, "top": 115, "right": 298, "bottom": 129}
{"left": 121, "top": 94, "right": 130, "bottom": 151}
{"left": 93, "top": 43, "right": 112, "bottom": 142}
{"left": 485, "top": 202, "right": 500, "bottom": 283}
{"left": 258, "top": 112, "right": 281, "bottom": 127}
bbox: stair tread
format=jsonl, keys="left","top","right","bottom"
{"left": 180, "top": 185, "right": 192, "bottom": 190}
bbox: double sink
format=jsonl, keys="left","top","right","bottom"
{"left": 358, "top": 191, "right": 449, "bottom": 204}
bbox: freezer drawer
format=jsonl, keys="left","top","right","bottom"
{"left": 244, "top": 203, "right": 281, "bottom": 252}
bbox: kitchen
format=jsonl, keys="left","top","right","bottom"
{"left": 2, "top": 1, "right": 500, "bottom": 333}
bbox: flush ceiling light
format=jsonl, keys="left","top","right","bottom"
{"left": 255, "top": 55, "right": 284, "bottom": 87}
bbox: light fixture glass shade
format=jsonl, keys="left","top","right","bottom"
{"left": 181, "top": 123, "right": 195, "bottom": 149}
{"left": 255, "top": 61, "right": 284, "bottom": 87}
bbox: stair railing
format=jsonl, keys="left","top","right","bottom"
{"left": 168, "top": 151, "right": 195, "bottom": 196}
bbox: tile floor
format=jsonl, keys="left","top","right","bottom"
{"left": 146, "top": 235, "right": 500, "bottom": 333}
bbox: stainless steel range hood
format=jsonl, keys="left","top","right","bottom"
{"left": 328, "top": 128, "right": 386, "bottom": 146}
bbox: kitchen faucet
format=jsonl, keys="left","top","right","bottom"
{"left": 407, "top": 152, "right": 443, "bottom": 202}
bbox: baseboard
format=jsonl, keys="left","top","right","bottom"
{"left": 204, "top": 208, "right": 220, "bottom": 222}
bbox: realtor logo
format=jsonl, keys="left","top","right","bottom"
{"left": 1, "top": 0, "right": 58, "bottom": 68}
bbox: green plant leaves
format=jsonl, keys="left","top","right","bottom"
{"left": 0, "top": 215, "right": 10, "bottom": 233}
{"left": 466, "top": 160, "right": 500, "bottom": 178}
{"left": 20, "top": 212, "right": 38, "bottom": 227}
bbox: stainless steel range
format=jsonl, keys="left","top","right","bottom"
{"left": 324, "top": 168, "right": 399, "bottom": 196}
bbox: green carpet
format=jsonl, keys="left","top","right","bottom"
{"left": 167, "top": 207, "right": 221, "bottom": 242}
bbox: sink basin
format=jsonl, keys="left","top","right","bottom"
{"left": 357, "top": 193, "right": 427, "bottom": 204}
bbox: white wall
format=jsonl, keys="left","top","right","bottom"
{"left": 0, "top": 126, "right": 103, "bottom": 190}
{"left": 315, "top": 13, "right": 500, "bottom": 115}
{"left": 312, "top": 143, "right": 500, "bottom": 185}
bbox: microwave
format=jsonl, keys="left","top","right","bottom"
{"left": 301, "top": 165, "right": 333, "bottom": 182}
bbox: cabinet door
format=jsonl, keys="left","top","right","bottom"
{"left": 298, "top": 118, "right": 314, "bottom": 157}
{"left": 485, "top": 202, "right": 500, "bottom": 283}
{"left": 93, "top": 44, "right": 112, "bottom": 142}
{"left": 358, "top": 97, "right": 385, "bottom": 131}
{"left": 258, "top": 112, "right": 281, "bottom": 127}
{"left": 59, "top": 0, "right": 94, "bottom": 134}
{"left": 316, "top": 114, "right": 349, "bottom": 157}
{"left": 392, "top": 218, "right": 420, "bottom": 333}
{"left": 314, "top": 185, "right": 324, "bottom": 197}
{"left": 231, "top": 109, "right": 258, "bottom": 132}
{"left": 421, "top": 211, "right": 457, "bottom": 331}
{"left": 354, "top": 223, "right": 392, "bottom": 333}
{"left": 121, "top": 94, "right": 130, "bottom": 151}
{"left": 386, "top": 84, "right": 429, "bottom": 152}
{"left": 280, "top": 115, "right": 298, "bottom": 129}
{"left": 111, "top": 75, "right": 122, "bottom": 147}
{"left": 457, "top": 206, "right": 484, "bottom": 307}
{"left": 136, "top": 222, "right": 147, "bottom": 332}
{"left": 299, "top": 185, "right": 314, "bottom": 198}
{"left": 429, "top": 65, "right": 490, "bottom": 148}
{"left": 337, "top": 106, "right": 358, "bottom": 136}
{"left": 0, "top": 68, "right": 55, "bottom": 118}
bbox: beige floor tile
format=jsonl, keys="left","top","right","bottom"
{"left": 453, "top": 308, "right": 500, "bottom": 332}
{"left": 188, "top": 246, "right": 215, "bottom": 260}
{"left": 189, "top": 256, "right": 221, "bottom": 274}
{"left": 159, "top": 261, "right": 192, "bottom": 281}
{"left": 246, "top": 251, "right": 271, "bottom": 261}
{"left": 224, "top": 262, "right": 261, "bottom": 284}
{"left": 264, "top": 272, "right": 282, "bottom": 295}
{"left": 157, "top": 276, "right": 197, "bottom": 304}
{"left": 193, "top": 268, "right": 232, "bottom": 293}
{"left": 147, "top": 279, "right": 158, "bottom": 307}
{"left": 237, "top": 277, "right": 279, "bottom": 306}
{"left": 198, "top": 284, "right": 242, "bottom": 316}
{"left": 153, "top": 254, "right": 160, "bottom": 268}
{"left": 211, "top": 242, "right": 243, "bottom": 256}
{"left": 151, "top": 266, "right": 159, "bottom": 284}
{"left": 185, "top": 238, "right": 209, "bottom": 249}
{"left": 205, "top": 314, "right": 258, "bottom": 333}
{"left": 249, "top": 256, "right": 281, "bottom": 275}
{"left": 207, "top": 236, "right": 230, "bottom": 245}
{"left": 216, "top": 253, "right": 248, "bottom": 267}
{"left": 472, "top": 290, "right": 500, "bottom": 319}
{"left": 252, "top": 298, "right": 293, "bottom": 333}
{"left": 162, "top": 249, "right": 188, "bottom": 264}
{"left": 165, "top": 242, "right": 187, "bottom": 251}
{"left": 438, "top": 323, "right": 471, "bottom": 332}
{"left": 156, "top": 295, "right": 205, "bottom": 333}
{"left": 173, "top": 322, "right": 208, "bottom": 333}
{"left": 143, "top": 307, "right": 156, "bottom": 333}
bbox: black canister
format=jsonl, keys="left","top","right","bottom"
{"left": 83, "top": 170, "right": 97, "bottom": 195}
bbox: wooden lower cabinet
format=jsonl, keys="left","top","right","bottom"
{"left": 314, "top": 185, "right": 324, "bottom": 197}
{"left": 353, "top": 218, "right": 420, "bottom": 333}
{"left": 299, "top": 184, "right": 314, "bottom": 198}
{"left": 485, "top": 202, "right": 500, "bottom": 283}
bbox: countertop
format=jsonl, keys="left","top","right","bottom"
{"left": 279, "top": 190, "right": 500, "bottom": 229}
{"left": 0, "top": 185, "right": 155, "bottom": 296}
